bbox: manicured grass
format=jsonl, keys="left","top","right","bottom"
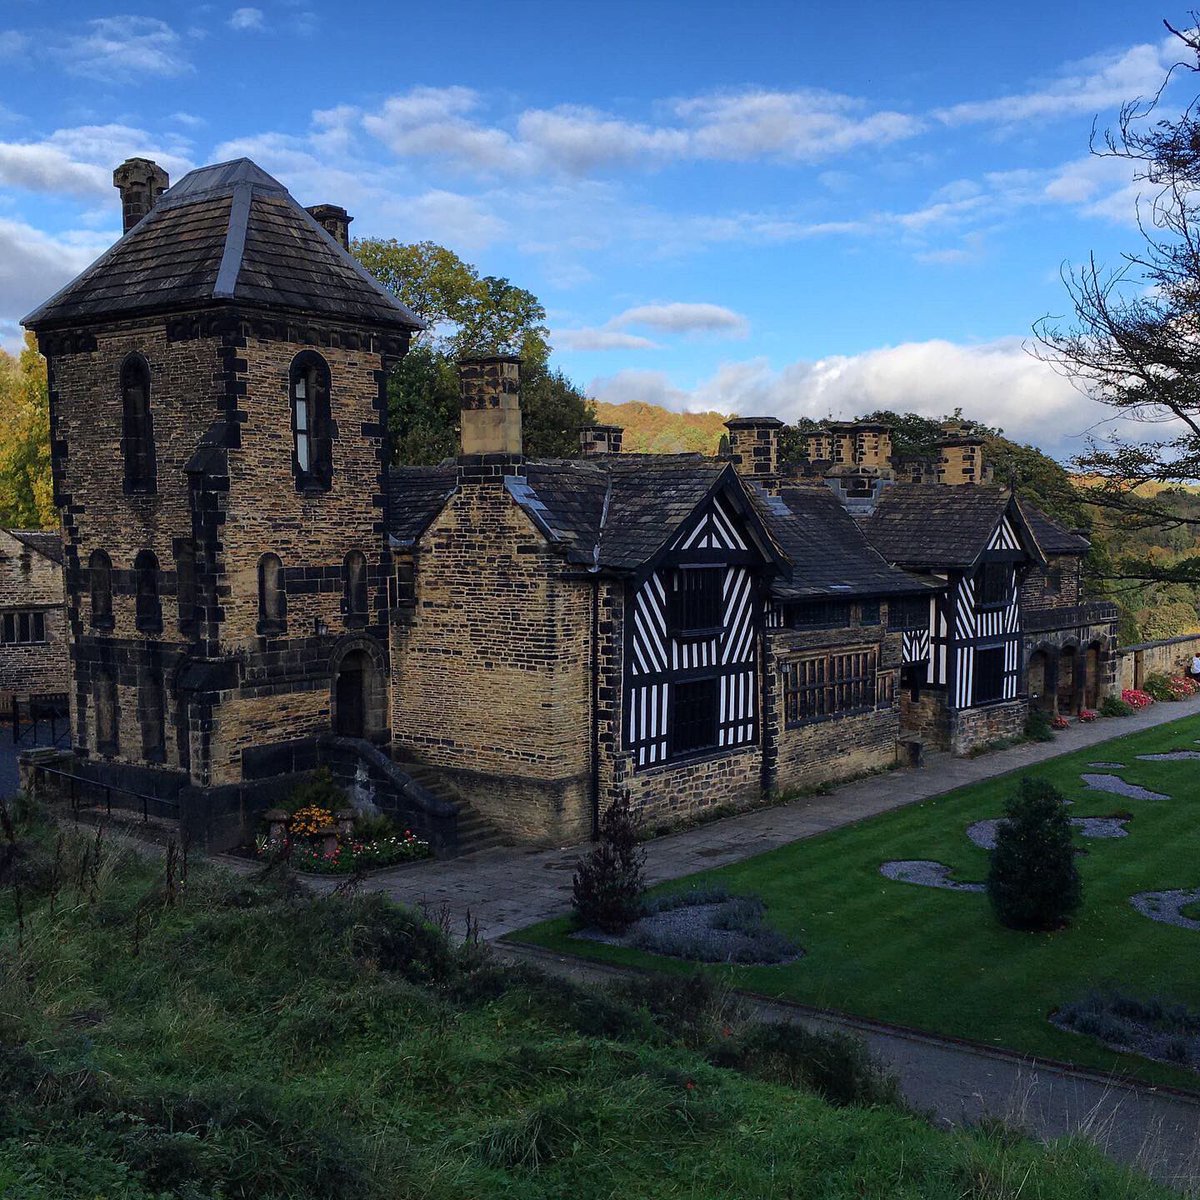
{"left": 517, "top": 714, "right": 1200, "bottom": 1091}
{"left": 0, "top": 806, "right": 1173, "bottom": 1199}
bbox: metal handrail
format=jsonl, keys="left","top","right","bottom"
{"left": 29, "top": 762, "right": 180, "bottom": 824}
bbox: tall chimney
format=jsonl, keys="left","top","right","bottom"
{"left": 936, "top": 420, "right": 986, "bottom": 486}
{"left": 306, "top": 204, "right": 353, "bottom": 250}
{"left": 724, "top": 416, "right": 782, "bottom": 491}
{"left": 113, "top": 158, "right": 169, "bottom": 234}
{"left": 580, "top": 424, "right": 623, "bottom": 458}
{"left": 458, "top": 355, "right": 523, "bottom": 465}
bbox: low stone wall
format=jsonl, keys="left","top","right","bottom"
{"left": 950, "top": 698, "right": 1027, "bottom": 755}
{"left": 899, "top": 687, "right": 952, "bottom": 752}
{"left": 622, "top": 744, "right": 762, "bottom": 833}
{"left": 1117, "top": 634, "right": 1200, "bottom": 692}
{"left": 774, "top": 705, "right": 899, "bottom": 794}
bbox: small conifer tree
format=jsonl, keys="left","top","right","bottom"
{"left": 987, "top": 777, "right": 1082, "bottom": 931}
{"left": 571, "top": 794, "right": 646, "bottom": 933}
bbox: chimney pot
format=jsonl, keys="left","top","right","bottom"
{"left": 457, "top": 354, "right": 523, "bottom": 463}
{"left": 113, "top": 157, "right": 169, "bottom": 234}
{"left": 580, "top": 423, "right": 623, "bottom": 458}
{"left": 306, "top": 203, "right": 353, "bottom": 250}
{"left": 724, "top": 416, "right": 782, "bottom": 492}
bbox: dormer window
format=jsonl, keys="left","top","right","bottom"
{"left": 290, "top": 352, "right": 333, "bottom": 493}
{"left": 667, "top": 568, "right": 723, "bottom": 637}
{"left": 121, "top": 354, "right": 155, "bottom": 494}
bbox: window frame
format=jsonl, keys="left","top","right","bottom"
{"left": 0, "top": 610, "right": 47, "bottom": 645}
{"left": 887, "top": 595, "right": 929, "bottom": 630}
{"left": 257, "top": 553, "right": 287, "bottom": 636}
{"left": 120, "top": 353, "right": 156, "bottom": 495}
{"left": 975, "top": 561, "right": 1010, "bottom": 610}
{"left": 133, "top": 550, "right": 162, "bottom": 634}
{"left": 395, "top": 556, "right": 416, "bottom": 606}
{"left": 666, "top": 567, "right": 723, "bottom": 639}
{"left": 784, "top": 599, "right": 853, "bottom": 630}
{"left": 94, "top": 667, "right": 119, "bottom": 756}
{"left": 89, "top": 550, "right": 114, "bottom": 630}
{"left": 669, "top": 675, "right": 720, "bottom": 758}
{"left": 343, "top": 550, "right": 368, "bottom": 625}
{"left": 971, "top": 644, "right": 1007, "bottom": 706}
{"left": 289, "top": 352, "right": 333, "bottom": 494}
{"left": 782, "top": 647, "right": 879, "bottom": 727}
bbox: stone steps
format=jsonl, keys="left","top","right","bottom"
{"left": 391, "top": 758, "right": 509, "bottom": 856}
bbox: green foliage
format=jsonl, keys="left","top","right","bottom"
{"left": 1099, "top": 694, "right": 1135, "bottom": 717}
{"left": 284, "top": 767, "right": 346, "bottom": 815}
{"left": 0, "top": 334, "right": 55, "bottom": 529}
{"left": 351, "top": 810, "right": 395, "bottom": 841}
{"left": 987, "top": 777, "right": 1082, "bottom": 932}
{"left": 1023, "top": 708, "right": 1055, "bottom": 742}
{"left": 571, "top": 795, "right": 646, "bottom": 933}
{"left": 1142, "top": 673, "right": 1181, "bottom": 702}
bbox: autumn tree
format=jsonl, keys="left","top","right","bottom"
{"left": 354, "top": 238, "right": 592, "bottom": 462}
{"left": 0, "top": 334, "right": 54, "bottom": 529}
{"left": 1036, "top": 18, "right": 1200, "bottom": 586}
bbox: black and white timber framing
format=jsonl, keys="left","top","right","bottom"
{"left": 924, "top": 512, "right": 1025, "bottom": 707}
{"left": 626, "top": 491, "right": 763, "bottom": 768}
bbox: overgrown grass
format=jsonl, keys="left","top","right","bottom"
{"left": 519, "top": 714, "right": 1200, "bottom": 1091}
{"left": 0, "top": 805, "right": 1173, "bottom": 1198}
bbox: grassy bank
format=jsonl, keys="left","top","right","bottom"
{"left": 0, "top": 798, "right": 1175, "bottom": 1198}
{"left": 518, "top": 714, "right": 1200, "bottom": 1091}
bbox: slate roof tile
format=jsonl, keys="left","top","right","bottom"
{"left": 5, "top": 529, "right": 63, "bottom": 566}
{"left": 1018, "top": 499, "right": 1090, "bottom": 555}
{"left": 384, "top": 467, "right": 457, "bottom": 548}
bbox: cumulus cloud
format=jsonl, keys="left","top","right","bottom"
{"left": 229, "top": 7, "right": 265, "bottom": 31}
{"left": 0, "top": 218, "right": 110, "bottom": 325}
{"left": 0, "top": 30, "right": 30, "bottom": 58}
{"left": 612, "top": 302, "right": 750, "bottom": 338}
{"left": 552, "top": 328, "right": 659, "bottom": 352}
{"left": 58, "top": 16, "right": 191, "bottom": 81}
{"left": 935, "top": 39, "right": 1174, "bottom": 126}
{"left": 589, "top": 337, "right": 1120, "bottom": 457}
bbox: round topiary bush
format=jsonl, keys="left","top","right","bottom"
{"left": 987, "top": 777, "right": 1082, "bottom": 931}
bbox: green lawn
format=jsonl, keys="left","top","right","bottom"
{"left": 516, "top": 713, "right": 1200, "bottom": 1090}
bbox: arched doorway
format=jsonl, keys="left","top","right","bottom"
{"left": 1084, "top": 642, "right": 1103, "bottom": 709}
{"left": 332, "top": 645, "right": 385, "bottom": 739}
{"left": 1027, "top": 648, "right": 1055, "bottom": 712}
{"left": 1057, "top": 645, "right": 1079, "bottom": 715}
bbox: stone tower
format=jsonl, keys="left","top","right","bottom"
{"left": 23, "top": 158, "right": 422, "bottom": 812}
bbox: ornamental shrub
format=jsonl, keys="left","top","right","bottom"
{"left": 286, "top": 767, "right": 347, "bottom": 814}
{"left": 1121, "top": 688, "right": 1154, "bottom": 710}
{"left": 1144, "top": 673, "right": 1180, "bottom": 702}
{"left": 1023, "top": 707, "right": 1054, "bottom": 742}
{"left": 571, "top": 794, "right": 646, "bottom": 933}
{"left": 1099, "top": 694, "right": 1135, "bottom": 717}
{"left": 987, "top": 777, "right": 1082, "bottom": 932}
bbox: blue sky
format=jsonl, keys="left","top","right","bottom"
{"left": 0, "top": 2, "right": 1190, "bottom": 456}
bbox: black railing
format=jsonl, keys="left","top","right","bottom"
{"left": 28, "top": 762, "right": 180, "bottom": 825}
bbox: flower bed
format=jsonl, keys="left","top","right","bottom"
{"left": 1121, "top": 688, "right": 1154, "bottom": 710}
{"left": 1077, "top": 708, "right": 1098, "bottom": 723}
{"left": 1050, "top": 714, "right": 1070, "bottom": 731}
{"left": 257, "top": 829, "right": 431, "bottom": 874}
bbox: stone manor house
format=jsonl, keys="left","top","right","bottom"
{"left": 19, "top": 156, "right": 1118, "bottom": 852}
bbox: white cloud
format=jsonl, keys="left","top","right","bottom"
{"left": 589, "top": 337, "right": 1118, "bottom": 457}
{"left": 0, "top": 218, "right": 110, "bottom": 325}
{"left": 0, "top": 30, "right": 30, "bottom": 58}
{"left": 58, "top": 16, "right": 191, "bottom": 81}
{"left": 230, "top": 7, "right": 265, "bottom": 31}
{"left": 934, "top": 39, "right": 1174, "bottom": 126}
{"left": 395, "top": 189, "right": 508, "bottom": 251}
{"left": 552, "top": 328, "right": 659, "bottom": 352}
{"left": 612, "top": 302, "right": 749, "bottom": 338}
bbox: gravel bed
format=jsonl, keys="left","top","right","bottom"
{"left": 1080, "top": 773, "right": 1169, "bottom": 801}
{"left": 1051, "top": 1009, "right": 1200, "bottom": 1073}
{"left": 880, "top": 860, "right": 984, "bottom": 892}
{"left": 575, "top": 898, "right": 802, "bottom": 965}
{"left": 965, "top": 816, "right": 1129, "bottom": 850}
{"left": 1087, "top": 761, "right": 1126, "bottom": 768}
{"left": 1130, "top": 888, "right": 1200, "bottom": 931}
{"left": 1137, "top": 751, "right": 1200, "bottom": 761}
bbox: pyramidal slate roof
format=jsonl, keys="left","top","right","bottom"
{"left": 861, "top": 483, "right": 1040, "bottom": 570}
{"left": 3, "top": 528, "right": 63, "bottom": 566}
{"left": 1017, "top": 499, "right": 1091, "bottom": 556}
{"left": 23, "top": 158, "right": 423, "bottom": 332}
{"left": 751, "top": 484, "right": 939, "bottom": 599}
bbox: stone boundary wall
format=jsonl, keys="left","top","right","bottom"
{"left": 1117, "top": 634, "right": 1200, "bottom": 692}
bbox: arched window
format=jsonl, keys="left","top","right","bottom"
{"left": 134, "top": 550, "right": 161, "bottom": 633}
{"left": 89, "top": 550, "right": 113, "bottom": 629}
{"left": 95, "top": 666, "right": 118, "bottom": 754}
{"left": 258, "top": 553, "right": 286, "bottom": 634}
{"left": 343, "top": 550, "right": 367, "bottom": 623}
{"left": 175, "top": 538, "right": 197, "bottom": 633}
{"left": 140, "top": 668, "right": 166, "bottom": 763}
{"left": 121, "top": 354, "right": 155, "bottom": 493}
{"left": 290, "top": 353, "right": 333, "bottom": 492}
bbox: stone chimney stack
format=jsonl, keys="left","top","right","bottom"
{"left": 458, "top": 355, "right": 523, "bottom": 473}
{"left": 579, "top": 424, "right": 623, "bottom": 457}
{"left": 724, "top": 417, "right": 782, "bottom": 491}
{"left": 806, "top": 428, "right": 833, "bottom": 464}
{"left": 853, "top": 421, "right": 893, "bottom": 468}
{"left": 936, "top": 420, "right": 987, "bottom": 486}
{"left": 113, "top": 158, "right": 169, "bottom": 234}
{"left": 306, "top": 204, "right": 353, "bottom": 250}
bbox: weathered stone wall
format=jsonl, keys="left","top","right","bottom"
{"left": 1117, "top": 634, "right": 1200, "bottom": 691}
{"left": 0, "top": 530, "right": 68, "bottom": 698}
{"left": 620, "top": 742, "right": 763, "bottom": 832}
{"left": 898, "top": 685, "right": 952, "bottom": 751}
{"left": 391, "top": 469, "right": 593, "bottom": 844}
{"left": 949, "top": 698, "right": 1026, "bottom": 754}
{"left": 766, "top": 624, "right": 903, "bottom": 792}
{"left": 1020, "top": 554, "right": 1082, "bottom": 612}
